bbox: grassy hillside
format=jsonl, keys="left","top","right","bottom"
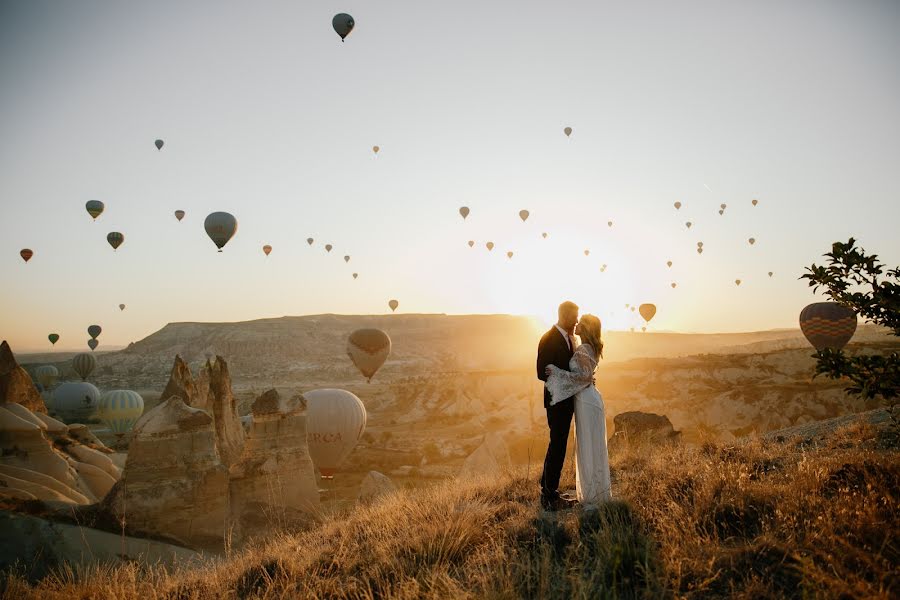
{"left": 4, "top": 416, "right": 897, "bottom": 599}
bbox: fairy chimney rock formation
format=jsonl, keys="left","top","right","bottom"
{"left": 228, "top": 389, "right": 319, "bottom": 541}
{"left": 0, "top": 340, "right": 47, "bottom": 414}
{"left": 207, "top": 356, "right": 244, "bottom": 468}
{"left": 104, "top": 397, "right": 229, "bottom": 550}
{"left": 159, "top": 355, "right": 201, "bottom": 407}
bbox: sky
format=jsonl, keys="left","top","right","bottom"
{"left": 1, "top": 0, "right": 899, "bottom": 351}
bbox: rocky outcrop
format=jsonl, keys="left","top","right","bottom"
{"left": 357, "top": 470, "right": 397, "bottom": 504}
{"left": 228, "top": 389, "right": 319, "bottom": 540}
{"left": 159, "top": 355, "right": 200, "bottom": 407}
{"left": 207, "top": 357, "right": 244, "bottom": 468}
{"left": 460, "top": 434, "right": 511, "bottom": 477}
{"left": 103, "top": 397, "right": 229, "bottom": 550}
{"left": 608, "top": 411, "right": 681, "bottom": 453}
{"left": 0, "top": 340, "right": 46, "bottom": 414}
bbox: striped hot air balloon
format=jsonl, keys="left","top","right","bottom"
{"left": 98, "top": 390, "right": 145, "bottom": 434}
{"left": 72, "top": 352, "right": 97, "bottom": 380}
{"left": 347, "top": 328, "right": 391, "bottom": 382}
{"left": 34, "top": 365, "right": 59, "bottom": 389}
{"left": 799, "top": 302, "right": 857, "bottom": 351}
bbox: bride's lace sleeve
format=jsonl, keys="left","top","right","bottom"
{"left": 545, "top": 345, "right": 596, "bottom": 406}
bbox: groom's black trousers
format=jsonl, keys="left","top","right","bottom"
{"left": 540, "top": 397, "right": 574, "bottom": 500}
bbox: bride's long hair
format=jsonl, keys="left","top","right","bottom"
{"left": 578, "top": 314, "right": 604, "bottom": 362}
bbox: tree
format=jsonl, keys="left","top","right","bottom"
{"left": 801, "top": 238, "right": 900, "bottom": 401}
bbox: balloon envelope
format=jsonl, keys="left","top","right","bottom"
{"left": 20, "top": 249, "right": 33, "bottom": 262}
{"left": 388, "top": 299, "right": 399, "bottom": 312}
{"left": 304, "top": 388, "right": 366, "bottom": 477}
{"left": 639, "top": 304, "right": 657, "bottom": 323}
{"left": 325, "top": 244, "right": 333, "bottom": 253}
{"left": 48, "top": 333, "right": 59, "bottom": 345}
{"left": 119, "top": 304, "right": 125, "bottom": 311}
{"left": 34, "top": 365, "right": 59, "bottom": 389}
{"left": 344, "top": 255, "right": 350, "bottom": 263}
{"left": 98, "top": 390, "right": 145, "bottom": 434}
{"left": 459, "top": 206, "right": 470, "bottom": 219}
{"left": 72, "top": 352, "right": 97, "bottom": 380}
{"left": 332, "top": 13, "right": 354, "bottom": 40}
{"left": 52, "top": 382, "right": 100, "bottom": 423}
{"left": 372, "top": 145, "right": 379, "bottom": 154}
{"left": 674, "top": 201, "right": 682, "bottom": 209}
{"left": 467, "top": 240, "right": 474, "bottom": 247}
{"left": 88, "top": 339, "right": 99, "bottom": 351}
{"left": 204, "top": 212, "right": 238, "bottom": 252}
{"left": 154, "top": 139, "right": 164, "bottom": 150}
{"left": 88, "top": 325, "right": 102, "bottom": 339}
{"left": 85, "top": 200, "right": 104, "bottom": 220}
{"left": 307, "top": 238, "right": 314, "bottom": 245}
{"left": 519, "top": 209, "right": 529, "bottom": 222}
{"left": 564, "top": 127, "right": 572, "bottom": 137}
{"left": 107, "top": 232, "right": 124, "bottom": 250}
{"left": 263, "top": 244, "right": 272, "bottom": 256}
{"left": 347, "top": 328, "right": 391, "bottom": 382}
{"left": 486, "top": 242, "right": 494, "bottom": 251}
{"left": 799, "top": 302, "right": 857, "bottom": 351}
{"left": 174, "top": 210, "right": 185, "bottom": 221}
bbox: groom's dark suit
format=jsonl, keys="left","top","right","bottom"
{"left": 537, "top": 326, "right": 575, "bottom": 502}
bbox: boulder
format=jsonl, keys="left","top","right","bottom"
{"left": 207, "top": 357, "right": 244, "bottom": 468}
{"left": 357, "top": 470, "right": 397, "bottom": 504}
{"left": 103, "top": 397, "right": 229, "bottom": 550}
{"left": 460, "top": 434, "right": 511, "bottom": 477}
{"left": 609, "top": 411, "right": 681, "bottom": 453}
{"left": 228, "top": 389, "right": 319, "bottom": 540}
{"left": 0, "top": 341, "right": 47, "bottom": 414}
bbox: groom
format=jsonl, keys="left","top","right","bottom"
{"left": 536, "top": 300, "right": 579, "bottom": 511}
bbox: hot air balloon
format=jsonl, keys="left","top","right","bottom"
{"left": 154, "top": 139, "right": 164, "bottom": 151}
{"left": 48, "top": 333, "right": 59, "bottom": 345}
{"left": 388, "top": 299, "right": 399, "bottom": 312}
{"left": 332, "top": 13, "right": 354, "bottom": 41}
{"left": 352, "top": 273, "right": 358, "bottom": 279}
{"left": 325, "top": 244, "right": 333, "bottom": 253}
{"left": 718, "top": 210, "right": 724, "bottom": 215}
{"left": 752, "top": 199, "right": 759, "bottom": 206}
{"left": 584, "top": 249, "right": 590, "bottom": 256}
{"left": 748, "top": 238, "right": 756, "bottom": 245}
{"left": 720, "top": 203, "right": 727, "bottom": 209}
{"left": 519, "top": 209, "right": 530, "bottom": 222}
{"left": 642, "top": 326, "right": 647, "bottom": 332}
{"left": 347, "top": 328, "right": 391, "bottom": 382}
{"left": 307, "top": 238, "right": 314, "bottom": 246}
{"left": 639, "top": 304, "right": 657, "bottom": 323}
{"left": 735, "top": 279, "right": 742, "bottom": 286}
{"left": 542, "top": 232, "right": 548, "bottom": 239}
{"left": 174, "top": 210, "right": 185, "bottom": 221}
{"left": 107, "top": 232, "right": 124, "bottom": 250}
{"left": 303, "top": 388, "right": 366, "bottom": 478}
{"left": 486, "top": 242, "right": 494, "bottom": 251}
{"left": 88, "top": 325, "right": 101, "bottom": 339}
{"left": 85, "top": 200, "right": 105, "bottom": 220}
{"left": 372, "top": 145, "right": 380, "bottom": 155}
{"left": 263, "top": 245, "right": 272, "bottom": 256}
{"left": 697, "top": 248, "right": 703, "bottom": 254}
{"left": 72, "top": 352, "right": 97, "bottom": 380}
{"left": 674, "top": 201, "right": 682, "bottom": 210}
{"left": 697, "top": 242, "right": 703, "bottom": 248}
{"left": 119, "top": 304, "right": 125, "bottom": 311}
{"left": 768, "top": 272, "right": 773, "bottom": 277}
{"left": 344, "top": 255, "right": 350, "bottom": 263}
{"left": 204, "top": 212, "right": 238, "bottom": 252}
{"left": 98, "top": 390, "right": 145, "bottom": 434}
{"left": 607, "top": 221, "right": 613, "bottom": 227}
{"left": 507, "top": 251, "right": 514, "bottom": 259}
{"left": 630, "top": 307, "right": 636, "bottom": 312}
{"left": 671, "top": 282, "right": 677, "bottom": 288}
{"left": 88, "top": 339, "right": 99, "bottom": 351}
{"left": 20, "top": 249, "right": 33, "bottom": 262}
{"left": 467, "top": 240, "right": 475, "bottom": 248}
{"left": 459, "top": 206, "right": 470, "bottom": 220}
{"left": 666, "top": 261, "right": 672, "bottom": 267}
{"left": 563, "top": 127, "right": 572, "bottom": 137}
{"left": 685, "top": 222, "right": 692, "bottom": 229}
{"left": 34, "top": 365, "right": 59, "bottom": 389}
{"left": 53, "top": 382, "right": 100, "bottom": 423}
{"left": 799, "top": 302, "right": 857, "bottom": 351}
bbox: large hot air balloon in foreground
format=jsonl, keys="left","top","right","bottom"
{"left": 72, "top": 353, "right": 97, "bottom": 380}
{"left": 347, "top": 328, "right": 391, "bottom": 382}
{"left": 86, "top": 200, "right": 105, "bottom": 220}
{"left": 204, "top": 212, "right": 238, "bottom": 252}
{"left": 332, "top": 13, "right": 354, "bottom": 41}
{"left": 304, "top": 388, "right": 366, "bottom": 478}
{"left": 52, "top": 382, "right": 100, "bottom": 423}
{"left": 98, "top": 390, "right": 145, "bottom": 434}
{"left": 639, "top": 304, "right": 657, "bottom": 323}
{"left": 799, "top": 302, "right": 857, "bottom": 351}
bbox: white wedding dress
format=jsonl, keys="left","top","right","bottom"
{"left": 545, "top": 343, "right": 612, "bottom": 507}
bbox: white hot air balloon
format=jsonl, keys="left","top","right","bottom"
{"left": 98, "top": 390, "right": 145, "bottom": 434}
{"left": 347, "top": 328, "right": 391, "bottom": 382}
{"left": 303, "top": 388, "right": 367, "bottom": 479}
{"left": 33, "top": 365, "right": 59, "bottom": 390}
{"left": 53, "top": 382, "right": 101, "bottom": 423}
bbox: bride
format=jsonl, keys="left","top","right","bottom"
{"left": 544, "top": 313, "right": 612, "bottom": 507}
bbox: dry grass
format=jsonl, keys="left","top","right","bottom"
{"left": 2, "top": 422, "right": 897, "bottom": 599}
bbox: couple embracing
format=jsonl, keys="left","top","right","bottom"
{"left": 536, "top": 301, "right": 612, "bottom": 511}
